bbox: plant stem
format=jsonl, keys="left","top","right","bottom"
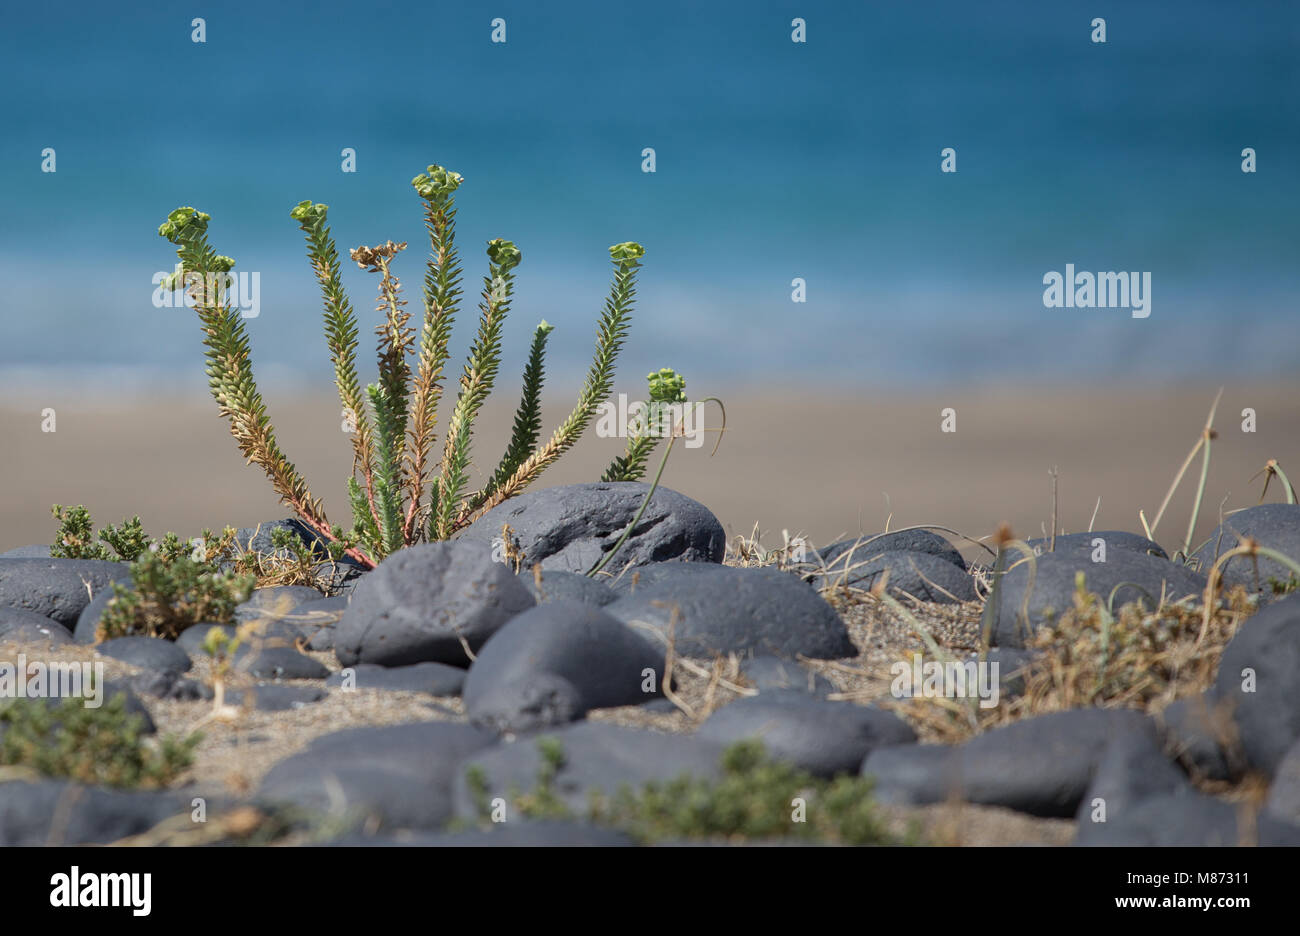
{"left": 588, "top": 435, "right": 676, "bottom": 578}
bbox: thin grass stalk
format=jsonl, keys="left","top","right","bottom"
{"left": 1277, "top": 462, "right": 1299, "bottom": 504}
{"left": 1198, "top": 541, "right": 1300, "bottom": 645}
{"left": 1148, "top": 388, "right": 1222, "bottom": 537}
{"left": 589, "top": 435, "right": 676, "bottom": 578}
{"left": 1183, "top": 427, "right": 1215, "bottom": 557}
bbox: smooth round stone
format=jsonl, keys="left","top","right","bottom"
{"left": 606, "top": 561, "right": 736, "bottom": 595}
{"left": 604, "top": 565, "right": 856, "bottom": 659}
{"left": 457, "top": 482, "right": 725, "bottom": 576}
{"left": 697, "top": 691, "right": 916, "bottom": 777}
{"left": 175, "top": 620, "right": 303, "bottom": 659}
{"left": 463, "top": 600, "right": 664, "bottom": 734}
{"left": 73, "top": 588, "right": 116, "bottom": 644}
{"left": 0, "top": 558, "right": 131, "bottom": 628}
{"left": 452, "top": 722, "right": 728, "bottom": 820}
{"left": 1073, "top": 730, "right": 1191, "bottom": 843}
{"left": 1076, "top": 791, "right": 1300, "bottom": 846}
{"left": 127, "top": 669, "right": 213, "bottom": 701}
{"left": 0, "top": 619, "right": 75, "bottom": 646}
{"left": 521, "top": 570, "right": 619, "bottom": 606}
{"left": 816, "top": 530, "right": 966, "bottom": 571}
{"left": 326, "top": 662, "right": 466, "bottom": 696}
{"left": 0, "top": 780, "right": 188, "bottom": 845}
{"left": 0, "top": 606, "right": 73, "bottom": 645}
{"left": 862, "top": 708, "right": 1154, "bottom": 818}
{"left": 96, "top": 636, "right": 193, "bottom": 675}
{"left": 176, "top": 624, "right": 237, "bottom": 656}
{"left": 1021, "top": 531, "right": 1166, "bottom": 560}
{"left": 1210, "top": 593, "right": 1300, "bottom": 776}
{"left": 739, "top": 656, "right": 836, "bottom": 697}
{"left": 224, "top": 684, "right": 326, "bottom": 711}
{"left": 989, "top": 550, "right": 1205, "bottom": 647}
{"left": 243, "top": 646, "right": 329, "bottom": 680}
{"left": 1194, "top": 503, "right": 1300, "bottom": 595}
{"left": 259, "top": 722, "right": 496, "bottom": 831}
{"left": 816, "top": 549, "right": 977, "bottom": 603}
{"left": 334, "top": 542, "right": 535, "bottom": 667}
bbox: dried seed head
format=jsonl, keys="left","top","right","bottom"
{"left": 350, "top": 240, "right": 408, "bottom": 271}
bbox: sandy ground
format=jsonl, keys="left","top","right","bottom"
{"left": 0, "top": 584, "right": 1076, "bottom": 846}
{"left": 0, "top": 379, "right": 1291, "bottom": 844}
{"left": 2, "top": 381, "right": 1296, "bottom": 558}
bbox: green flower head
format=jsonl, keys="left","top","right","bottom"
{"left": 413, "top": 164, "right": 463, "bottom": 200}
{"left": 158, "top": 207, "right": 210, "bottom": 241}
{"left": 290, "top": 200, "right": 328, "bottom": 223}
{"left": 536, "top": 319, "right": 555, "bottom": 335}
{"left": 647, "top": 367, "right": 686, "bottom": 403}
{"left": 486, "top": 238, "right": 522, "bottom": 272}
{"left": 609, "top": 242, "right": 645, "bottom": 265}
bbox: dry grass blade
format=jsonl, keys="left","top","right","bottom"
{"left": 1197, "top": 538, "right": 1300, "bottom": 645}
{"left": 1147, "top": 387, "right": 1223, "bottom": 539}
{"left": 1250, "top": 458, "right": 1298, "bottom": 505}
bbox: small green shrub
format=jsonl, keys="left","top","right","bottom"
{"left": 98, "top": 538, "right": 254, "bottom": 641}
{"left": 469, "top": 737, "right": 898, "bottom": 846}
{"left": 50, "top": 505, "right": 151, "bottom": 561}
{"left": 229, "top": 525, "right": 350, "bottom": 591}
{"left": 0, "top": 695, "right": 199, "bottom": 789}
{"left": 49, "top": 507, "right": 256, "bottom": 640}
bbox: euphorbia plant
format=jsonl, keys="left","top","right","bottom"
{"left": 158, "top": 162, "right": 676, "bottom": 568}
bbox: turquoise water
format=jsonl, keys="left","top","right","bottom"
{"left": 1, "top": 0, "right": 1296, "bottom": 388}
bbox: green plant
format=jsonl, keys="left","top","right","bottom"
{"left": 468, "top": 737, "right": 898, "bottom": 846}
{"left": 228, "top": 525, "right": 346, "bottom": 591}
{"left": 193, "top": 620, "right": 264, "bottom": 725}
{"left": 0, "top": 695, "right": 199, "bottom": 789}
{"left": 48, "top": 506, "right": 255, "bottom": 640}
{"left": 599, "top": 367, "right": 685, "bottom": 483}
{"left": 158, "top": 163, "right": 659, "bottom": 568}
{"left": 588, "top": 372, "right": 725, "bottom": 577}
{"left": 50, "top": 505, "right": 151, "bottom": 561}
{"left": 98, "top": 530, "right": 254, "bottom": 641}
{"left": 899, "top": 566, "right": 1257, "bottom": 745}
{"left": 1267, "top": 574, "right": 1300, "bottom": 596}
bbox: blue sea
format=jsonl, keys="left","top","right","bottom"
{"left": 0, "top": 0, "right": 1296, "bottom": 393}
